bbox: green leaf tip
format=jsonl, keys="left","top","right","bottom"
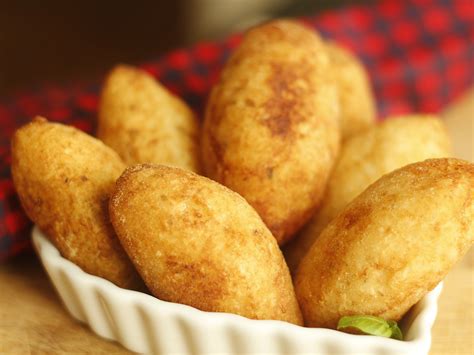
{"left": 337, "top": 315, "right": 403, "bottom": 340}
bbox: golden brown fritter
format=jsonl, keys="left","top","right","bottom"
{"left": 295, "top": 158, "right": 474, "bottom": 328}
{"left": 284, "top": 115, "right": 452, "bottom": 274}
{"left": 98, "top": 65, "right": 200, "bottom": 172}
{"left": 325, "top": 41, "right": 376, "bottom": 139}
{"left": 201, "top": 20, "right": 340, "bottom": 245}
{"left": 11, "top": 117, "right": 143, "bottom": 289}
{"left": 109, "top": 164, "right": 303, "bottom": 325}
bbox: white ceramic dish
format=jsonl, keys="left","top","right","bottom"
{"left": 32, "top": 226, "right": 442, "bottom": 355}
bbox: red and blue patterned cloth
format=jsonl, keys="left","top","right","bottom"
{"left": 0, "top": 0, "right": 473, "bottom": 261}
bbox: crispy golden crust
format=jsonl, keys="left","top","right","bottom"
{"left": 201, "top": 20, "right": 340, "bottom": 245}
{"left": 98, "top": 65, "right": 201, "bottom": 172}
{"left": 284, "top": 115, "right": 452, "bottom": 274}
{"left": 109, "top": 164, "right": 303, "bottom": 325}
{"left": 325, "top": 42, "right": 376, "bottom": 139}
{"left": 295, "top": 158, "right": 474, "bottom": 328}
{"left": 11, "top": 117, "right": 143, "bottom": 289}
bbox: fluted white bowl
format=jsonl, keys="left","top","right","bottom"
{"left": 32, "top": 226, "right": 442, "bottom": 355}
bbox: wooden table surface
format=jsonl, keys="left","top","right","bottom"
{"left": 1, "top": 89, "right": 473, "bottom": 354}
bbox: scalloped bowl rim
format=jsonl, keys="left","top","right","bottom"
{"left": 32, "top": 225, "right": 442, "bottom": 354}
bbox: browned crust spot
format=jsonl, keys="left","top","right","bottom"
{"left": 263, "top": 62, "right": 309, "bottom": 137}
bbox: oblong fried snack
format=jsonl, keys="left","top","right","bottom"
{"left": 11, "top": 117, "right": 142, "bottom": 289}
{"left": 325, "top": 41, "right": 376, "bottom": 139}
{"left": 98, "top": 65, "right": 200, "bottom": 172}
{"left": 284, "top": 115, "right": 451, "bottom": 274}
{"left": 201, "top": 20, "right": 340, "bottom": 245}
{"left": 295, "top": 158, "right": 474, "bottom": 328}
{"left": 109, "top": 164, "right": 303, "bottom": 325}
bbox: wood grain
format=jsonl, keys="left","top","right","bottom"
{"left": 0, "top": 89, "right": 472, "bottom": 354}
{"left": 431, "top": 263, "right": 473, "bottom": 355}
{"left": 0, "top": 253, "right": 131, "bottom": 354}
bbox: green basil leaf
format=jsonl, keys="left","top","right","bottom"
{"left": 387, "top": 320, "right": 403, "bottom": 340}
{"left": 337, "top": 315, "right": 403, "bottom": 340}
